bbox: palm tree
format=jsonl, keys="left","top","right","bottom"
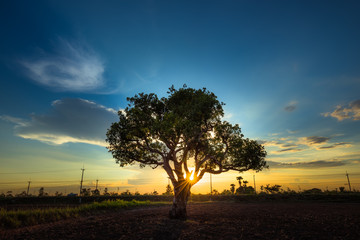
{"left": 243, "top": 180, "right": 248, "bottom": 188}
{"left": 230, "top": 184, "right": 235, "bottom": 194}
{"left": 236, "top": 176, "right": 243, "bottom": 187}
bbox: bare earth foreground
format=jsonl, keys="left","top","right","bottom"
{"left": 1, "top": 202, "right": 360, "bottom": 240}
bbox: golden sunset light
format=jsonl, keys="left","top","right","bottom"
{"left": 1, "top": 1, "right": 360, "bottom": 239}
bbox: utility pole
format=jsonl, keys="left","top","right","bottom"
{"left": 346, "top": 171, "right": 352, "bottom": 191}
{"left": 79, "top": 166, "right": 85, "bottom": 196}
{"left": 253, "top": 175, "right": 256, "bottom": 194}
{"left": 95, "top": 179, "right": 99, "bottom": 190}
{"left": 210, "top": 173, "right": 212, "bottom": 201}
{"left": 26, "top": 181, "right": 31, "bottom": 196}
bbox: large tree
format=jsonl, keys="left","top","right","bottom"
{"left": 106, "top": 86, "right": 267, "bottom": 219}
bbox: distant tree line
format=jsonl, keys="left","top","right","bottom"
{"left": 0, "top": 177, "right": 357, "bottom": 198}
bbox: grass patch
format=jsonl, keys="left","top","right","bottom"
{"left": 0, "top": 199, "right": 169, "bottom": 230}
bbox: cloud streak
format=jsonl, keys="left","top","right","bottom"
{"left": 268, "top": 160, "right": 346, "bottom": 169}
{"left": 276, "top": 148, "right": 303, "bottom": 153}
{"left": 284, "top": 101, "right": 298, "bottom": 112}
{"left": 262, "top": 139, "right": 304, "bottom": 154}
{"left": 1, "top": 98, "right": 118, "bottom": 146}
{"left": 263, "top": 134, "right": 351, "bottom": 155}
{"left": 21, "top": 39, "right": 105, "bottom": 92}
{"left": 317, "top": 142, "right": 351, "bottom": 150}
{"left": 322, "top": 100, "right": 360, "bottom": 121}
{"left": 302, "top": 136, "right": 330, "bottom": 145}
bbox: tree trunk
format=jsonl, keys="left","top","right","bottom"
{"left": 169, "top": 180, "right": 191, "bottom": 220}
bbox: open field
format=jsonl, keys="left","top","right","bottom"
{"left": 2, "top": 192, "right": 360, "bottom": 208}
{"left": 0, "top": 200, "right": 169, "bottom": 230}
{"left": 1, "top": 201, "right": 360, "bottom": 240}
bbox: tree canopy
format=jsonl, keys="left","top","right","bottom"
{"left": 106, "top": 85, "right": 267, "bottom": 218}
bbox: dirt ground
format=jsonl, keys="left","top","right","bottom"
{"left": 1, "top": 201, "right": 360, "bottom": 240}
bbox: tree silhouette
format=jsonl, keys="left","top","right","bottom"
{"left": 212, "top": 189, "right": 219, "bottom": 195}
{"left": 106, "top": 86, "right": 267, "bottom": 219}
{"left": 121, "top": 190, "right": 132, "bottom": 196}
{"left": 230, "top": 184, "right": 236, "bottom": 194}
{"left": 38, "top": 187, "right": 45, "bottom": 197}
{"left": 81, "top": 188, "right": 91, "bottom": 196}
{"left": 235, "top": 178, "right": 254, "bottom": 194}
{"left": 236, "top": 176, "right": 243, "bottom": 187}
{"left": 91, "top": 189, "right": 100, "bottom": 196}
{"left": 243, "top": 180, "right": 248, "bottom": 187}
{"left": 16, "top": 191, "right": 27, "bottom": 197}
{"left": 261, "top": 184, "right": 282, "bottom": 194}
{"left": 55, "top": 191, "right": 63, "bottom": 197}
{"left": 163, "top": 184, "right": 174, "bottom": 196}
{"left": 221, "top": 189, "right": 232, "bottom": 195}
{"left": 103, "top": 187, "right": 109, "bottom": 196}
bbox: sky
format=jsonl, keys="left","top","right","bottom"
{"left": 1, "top": 0, "right": 360, "bottom": 195}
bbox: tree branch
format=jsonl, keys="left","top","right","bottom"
{"left": 129, "top": 138, "right": 168, "bottom": 167}
{"left": 173, "top": 156, "right": 184, "bottom": 181}
{"left": 195, "top": 156, "right": 209, "bottom": 172}
{"left": 183, "top": 154, "right": 190, "bottom": 176}
{"left": 163, "top": 158, "right": 177, "bottom": 185}
{"left": 142, "top": 137, "right": 166, "bottom": 158}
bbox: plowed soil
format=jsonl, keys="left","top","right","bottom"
{"left": 1, "top": 202, "right": 360, "bottom": 240}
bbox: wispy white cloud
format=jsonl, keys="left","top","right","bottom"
{"left": 0, "top": 115, "right": 28, "bottom": 127}
{"left": 263, "top": 140, "right": 297, "bottom": 148}
{"left": 322, "top": 100, "right": 360, "bottom": 121}
{"left": 262, "top": 138, "right": 304, "bottom": 154}
{"left": 223, "top": 112, "right": 233, "bottom": 120}
{"left": 1, "top": 98, "right": 119, "bottom": 146}
{"left": 286, "top": 129, "right": 297, "bottom": 134}
{"left": 20, "top": 39, "right": 105, "bottom": 92}
{"left": 18, "top": 134, "right": 108, "bottom": 147}
{"left": 133, "top": 71, "right": 149, "bottom": 83}
{"left": 270, "top": 132, "right": 281, "bottom": 136}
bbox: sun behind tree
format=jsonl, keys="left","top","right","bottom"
{"left": 106, "top": 85, "right": 267, "bottom": 219}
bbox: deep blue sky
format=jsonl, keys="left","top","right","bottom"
{"left": 1, "top": 1, "right": 359, "bottom": 194}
